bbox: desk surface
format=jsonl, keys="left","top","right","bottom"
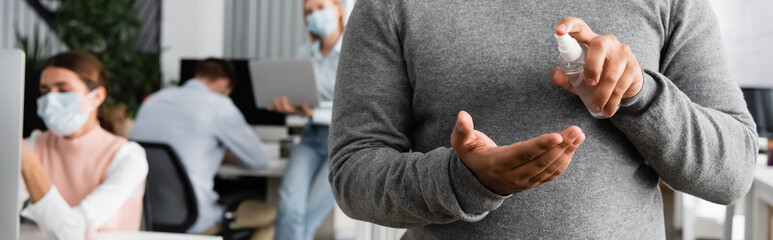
{"left": 218, "top": 158, "right": 287, "bottom": 178}
{"left": 746, "top": 154, "right": 773, "bottom": 240}
{"left": 20, "top": 224, "right": 222, "bottom": 240}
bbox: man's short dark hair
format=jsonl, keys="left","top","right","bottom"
{"left": 195, "top": 58, "right": 237, "bottom": 87}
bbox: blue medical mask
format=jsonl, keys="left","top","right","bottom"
{"left": 36, "top": 91, "right": 96, "bottom": 137}
{"left": 306, "top": 7, "right": 339, "bottom": 37}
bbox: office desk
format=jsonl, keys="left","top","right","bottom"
{"left": 20, "top": 224, "right": 222, "bottom": 240}
{"left": 217, "top": 158, "right": 285, "bottom": 206}
{"left": 745, "top": 154, "right": 773, "bottom": 240}
{"left": 218, "top": 159, "right": 287, "bottom": 178}
{"left": 216, "top": 158, "right": 339, "bottom": 239}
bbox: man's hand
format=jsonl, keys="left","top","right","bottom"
{"left": 550, "top": 17, "right": 643, "bottom": 118}
{"left": 450, "top": 111, "right": 585, "bottom": 195}
{"left": 267, "top": 96, "right": 313, "bottom": 117}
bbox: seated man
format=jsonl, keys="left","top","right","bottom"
{"left": 130, "top": 58, "right": 269, "bottom": 233}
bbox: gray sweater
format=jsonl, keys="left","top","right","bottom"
{"left": 329, "top": 0, "right": 758, "bottom": 238}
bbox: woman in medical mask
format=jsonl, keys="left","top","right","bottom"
{"left": 269, "top": 0, "right": 344, "bottom": 239}
{"left": 18, "top": 51, "right": 148, "bottom": 240}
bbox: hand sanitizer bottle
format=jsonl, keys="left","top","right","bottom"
{"left": 555, "top": 33, "right": 610, "bottom": 119}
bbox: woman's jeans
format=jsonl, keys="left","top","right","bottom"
{"left": 274, "top": 125, "right": 335, "bottom": 240}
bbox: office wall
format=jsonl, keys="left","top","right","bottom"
{"left": 223, "top": 0, "right": 356, "bottom": 60}
{"left": 162, "top": 0, "right": 313, "bottom": 85}
{"left": 224, "top": 0, "right": 307, "bottom": 60}
{"left": 161, "top": 0, "right": 226, "bottom": 86}
{"left": 0, "top": 0, "right": 66, "bottom": 57}
{"left": 709, "top": 0, "right": 773, "bottom": 88}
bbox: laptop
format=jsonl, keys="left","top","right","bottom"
{"left": 249, "top": 58, "right": 320, "bottom": 109}
{"left": 0, "top": 49, "right": 25, "bottom": 240}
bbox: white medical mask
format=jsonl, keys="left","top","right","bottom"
{"left": 306, "top": 7, "right": 339, "bottom": 37}
{"left": 36, "top": 91, "right": 96, "bottom": 137}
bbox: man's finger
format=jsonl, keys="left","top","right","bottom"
{"left": 550, "top": 67, "right": 578, "bottom": 95}
{"left": 583, "top": 35, "right": 618, "bottom": 86}
{"left": 519, "top": 139, "right": 574, "bottom": 179}
{"left": 604, "top": 63, "right": 635, "bottom": 117}
{"left": 555, "top": 17, "right": 599, "bottom": 46}
{"left": 559, "top": 126, "right": 584, "bottom": 152}
{"left": 526, "top": 155, "right": 570, "bottom": 184}
{"left": 623, "top": 58, "right": 644, "bottom": 99}
{"left": 514, "top": 126, "right": 582, "bottom": 168}
{"left": 589, "top": 44, "right": 626, "bottom": 113}
{"left": 537, "top": 157, "right": 572, "bottom": 184}
{"left": 503, "top": 133, "right": 562, "bottom": 166}
{"left": 451, "top": 111, "right": 475, "bottom": 150}
{"left": 528, "top": 126, "right": 584, "bottom": 182}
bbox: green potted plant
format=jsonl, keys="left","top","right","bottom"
{"left": 54, "top": 0, "right": 161, "bottom": 136}
{"left": 19, "top": 0, "right": 161, "bottom": 136}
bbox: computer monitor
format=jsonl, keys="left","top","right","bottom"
{"left": 743, "top": 88, "right": 773, "bottom": 137}
{"left": 179, "top": 59, "right": 285, "bottom": 126}
{"left": 21, "top": 64, "right": 45, "bottom": 138}
{"left": 0, "top": 49, "right": 25, "bottom": 240}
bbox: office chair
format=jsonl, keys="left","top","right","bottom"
{"left": 138, "top": 141, "right": 264, "bottom": 240}
{"left": 137, "top": 142, "right": 198, "bottom": 233}
{"left": 140, "top": 180, "right": 152, "bottom": 231}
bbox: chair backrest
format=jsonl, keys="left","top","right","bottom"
{"left": 136, "top": 141, "right": 198, "bottom": 233}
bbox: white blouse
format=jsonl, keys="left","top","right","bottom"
{"left": 296, "top": 37, "right": 342, "bottom": 126}
{"left": 18, "top": 130, "right": 148, "bottom": 240}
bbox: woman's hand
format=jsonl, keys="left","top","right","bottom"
{"left": 267, "top": 96, "right": 314, "bottom": 117}
{"left": 20, "top": 140, "right": 52, "bottom": 203}
{"left": 21, "top": 140, "right": 37, "bottom": 166}
{"left": 550, "top": 17, "right": 644, "bottom": 118}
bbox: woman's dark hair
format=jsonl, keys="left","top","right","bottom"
{"left": 43, "top": 51, "right": 115, "bottom": 134}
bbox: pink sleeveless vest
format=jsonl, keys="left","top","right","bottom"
{"left": 33, "top": 127, "right": 144, "bottom": 231}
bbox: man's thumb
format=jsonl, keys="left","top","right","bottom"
{"left": 451, "top": 111, "right": 475, "bottom": 148}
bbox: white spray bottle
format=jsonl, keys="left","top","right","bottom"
{"left": 555, "top": 33, "right": 612, "bottom": 119}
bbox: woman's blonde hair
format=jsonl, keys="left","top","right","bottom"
{"left": 306, "top": 0, "right": 346, "bottom": 42}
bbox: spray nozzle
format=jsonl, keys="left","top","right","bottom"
{"left": 555, "top": 33, "right": 583, "bottom": 62}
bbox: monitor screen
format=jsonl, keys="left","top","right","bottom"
{"left": 0, "top": 49, "right": 24, "bottom": 240}
{"left": 21, "top": 67, "right": 45, "bottom": 138}
{"left": 743, "top": 88, "right": 773, "bottom": 137}
{"left": 180, "top": 59, "right": 285, "bottom": 126}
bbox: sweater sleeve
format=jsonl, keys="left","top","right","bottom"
{"left": 610, "top": 0, "right": 757, "bottom": 205}
{"left": 328, "top": 0, "right": 509, "bottom": 228}
{"left": 21, "top": 186, "right": 87, "bottom": 240}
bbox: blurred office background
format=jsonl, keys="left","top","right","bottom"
{"left": 2, "top": 0, "right": 773, "bottom": 239}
